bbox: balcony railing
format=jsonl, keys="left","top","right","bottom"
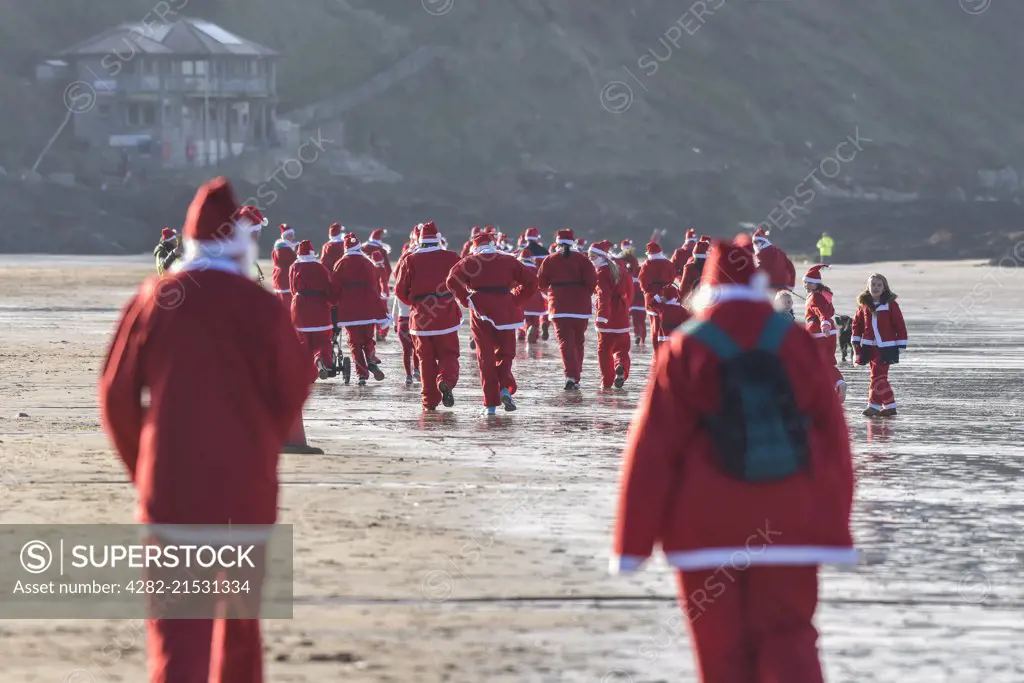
{"left": 112, "top": 74, "right": 271, "bottom": 95}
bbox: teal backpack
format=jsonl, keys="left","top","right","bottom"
{"left": 679, "top": 313, "right": 810, "bottom": 482}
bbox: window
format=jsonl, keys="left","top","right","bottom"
{"left": 125, "top": 103, "right": 156, "bottom": 126}
{"left": 249, "top": 59, "right": 261, "bottom": 75}
{"left": 180, "top": 60, "right": 207, "bottom": 75}
{"left": 143, "top": 104, "right": 156, "bottom": 125}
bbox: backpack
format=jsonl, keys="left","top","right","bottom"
{"left": 679, "top": 313, "right": 810, "bottom": 483}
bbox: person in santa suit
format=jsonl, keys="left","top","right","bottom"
{"left": 517, "top": 247, "right": 548, "bottom": 344}
{"left": 638, "top": 240, "right": 676, "bottom": 354}
{"left": 537, "top": 229, "right": 598, "bottom": 390}
{"left": 394, "top": 221, "right": 463, "bottom": 410}
{"left": 588, "top": 240, "right": 634, "bottom": 389}
{"left": 320, "top": 222, "right": 345, "bottom": 272}
{"left": 100, "top": 177, "right": 310, "bottom": 683}
{"left": 803, "top": 264, "right": 847, "bottom": 403}
{"left": 447, "top": 231, "right": 537, "bottom": 414}
{"left": 390, "top": 289, "right": 421, "bottom": 385}
{"left": 290, "top": 239, "right": 335, "bottom": 381}
{"left": 369, "top": 249, "right": 392, "bottom": 349}
{"left": 753, "top": 226, "right": 796, "bottom": 291}
{"left": 611, "top": 238, "right": 856, "bottom": 683}
{"left": 574, "top": 237, "right": 587, "bottom": 253}
{"left": 154, "top": 227, "right": 181, "bottom": 275}
{"left": 271, "top": 223, "right": 297, "bottom": 306}
{"left": 670, "top": 228, "right": 698, "bottom": 276}
{"left": 617, "top": 239, "right": 647, "bottom": 347}
{"left": 460, "top": 227, "right": 480, "bottom": 258}
{"left": 649, "top": 283, "right": 691, "bottom": 352}
{"left": 853, "top": 272, "right": 907, "bottom": 417}
{"left": 678, "top": 238, "right": 710, "bottom": 300}
{"left": 331, "top": 233, "right": 388, "bottom": 386}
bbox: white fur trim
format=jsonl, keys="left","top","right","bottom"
{"left": 589, "top": 247, "right": 610, "bottom": 259}
{"left": 181, "top": 229, "right": 250, "bottom": 260}
{"left": 329, "top": 235, "right": 344, "bottom": 243}
{"left": 417, "top": 237, "right": 441, "bottom": 245}
{"left": 336, "top": 318, "right": 388, "bottom": 327}
{"left": 664, "top": 546, "right": 859, "bottom": 570}
{"left": 556, "top": 238, "right": 575, "bottom": 245}
{"left": 608, "top": 555, "right": 648, "bottom": 574}
{"left": 597, "top": 327, "right": 631, "bottom": 334}
{"left": 295, "top": 254, "right": 319, "bottom": 263}
{"left": 549, "top": 313, "right": 591, "bottom": 319}
{"left": 688, "top": 272, "right": 771, "bottom": 311}
{"left": 173, "top": 254, "right": 245, "bottom": 276}
{"left": 296, "top": 324, "right": 334, "bottom": 332}
{"left": 630, "top": 306, "right": 646, "bottom": 312}
{"left": 471, "top": 311, "right": 525, "bottom": 330}
{"left": 646, "top": 253, "right": 668, "bottom": 260}
{"left": 526, "top": 235, "right": 541, "bottom": 242}
{"left": 803, "top": 277, "right": 823, "bottom": 284}
{"left": 415, "top": 246, "right": 442, "bottom": 254}
{"left": 410, "top": 322, "right": 463, "bottom": 336}
{"left": 273, "top": 288, "right": 291, "bottom": 294}
{"left": 147, "top": 524, "right": 274, "bottom": 544}
{"left": 694, "top": 253, "right": 707, "bottom": 260}
{"left": 523, "top": 309, "right": 546, "bottom": 316}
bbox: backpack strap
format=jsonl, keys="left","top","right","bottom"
{"left": 679, "top": 318, "right": 741, "bottom": 360}
{"left": 756, "top": 312, "right": 793, "bottom": 352}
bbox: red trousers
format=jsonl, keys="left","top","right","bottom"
{"left": 597, "top": 332, "right": 631, "bottom": 387}
{"left": 396, "top": 317, "right": 420, "bottom": 377}
{"left": 343, "top": 324, "right": 376, "bottom": 379}
{"left": 519, "top": 315, "right": 541, "bottom": 342}
{"left": 868, "top": 358, "right": 895, "bottom": 409}
{"left": 470, "top": 315, "right": 516, "bottom": 407}
{"left": 630, "top": 310, "right": 647, "bottom": 342}
{"left": 552, "top": 317, "right": 588, "bottom": 382}
{"left": 414, "top": 331, "right": 460, "bottom": 409}
{"left": 299, "top": 330, "right": 332, "bottom": 377}
{"left": 676, "top": 566, "right": 824, "bottom": 683}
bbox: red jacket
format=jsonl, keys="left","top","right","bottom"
{"left": 652, "top": 297, "right": 691, "bottom": 341}
{"left": 289, "top": 257, "right": 333, "bottom": 332}
{"left": 393, "top": 245, "right": 463, "bottom": 335}
{"left": 271, "top": 239, "right": 296, "bottom": 295}
{"left": 320, "top": 238, "right": 345, "bottom": 273}
{"left": 755, "top": 242, "right": 796, "bottom": 289}
{"left": 620, "top": 252, "right": 645, "bottom": 312}
{"left": 519, "top": 257, "right": 548, "bottom": 316}
{"left": 670, "top": 241, "right": 696, "bottom": 275}
{"left": 99, "top": 262, "right": 309, "bottom": 526}
{"left": 678, "top": 255, "right": 707, "bottom": 299}
{"left": 331, "top": 248, "right": 388, "bottom": 327}
{"left": 612, "top": 298, "right": 856, "bottom": 573}
{"left": 447, "top": 247, "right": 538, "bottom": 329}
{"left": 804, "top": 289, "right": 837, "bottom": 339}
{"left": 364, "top": 241, "right": 393, "bottom": 287}
{"left": 638, "top": 254, "right": 676, "bottom": 312}
{"left": 594, "top": 257, "right": 634, "bottom": 333}
{"left": 537, "top": 250, "right": 598, "bottom": 319}
{"left": 852, "top": 292, "right": 908, "bottom": 362}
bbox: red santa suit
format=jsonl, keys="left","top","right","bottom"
{"left": 753, "top": 228, "right": 796, "bottom": 290}
{"left": 100, "top": 177, "right": 310, "bottom": 683}
{"left": 460, "top": 226, "right": 480, "bottom": 259}
{"left": 619, "top": 240, "right": 647, "bottom": 345}
{"left": 320, "top": 223, "right": 346, "bottom": 272}
{"left": 852, "top": 286, "right": 908, "bottom": 415}
{"left": 802, "top": 265, "right": 846, "bottom": 401}
{"left": 670, "top": 229, "right": 698, "bottom": 275}
{"left": 447, "top": 232, "right": 537, "bottom": 410}
{"left": 651, "top": 283, "right": 692, "bottom": 352}
{"left": 290, "top": 240, "right": 334, "bottom": 381}
{"left": 331, "top": 234, "right": 387, "bottom": 383}
{"left": 638, "top": 241, "right": 676, "bottom": 353}
{"left": 589, "top": 241, "right": 634, "bottom": 389}
{"left": 365, "top": 228, "right": 393, "bottom": 341}
{"left": 537, "top": 229, "right": 598, "bottom": 388}
{"left": 394, "top": 222, "right": 463, "bottom": 410}
{"left": 270, "top": 224, "right": 296, "bottom": 307}
{"left": 612, "top": 239, "right": 856, "bottom": 683}
{"left": 678, "top": 239, "right": 710, "bottom": 300}
{"left": 517, "top": 249, "right": 548, "bottom": 343}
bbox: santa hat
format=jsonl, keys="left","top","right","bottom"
{"left": 692, "top": 240, "right": 710, "bottom": 259}
{"left": 238, "top": 205, "right": 267, "bottom": 229}
{"left": 472, "top": 231, "right": 495, "bottom": 252}
{"left": 645, "top": 241, "right": 663, "bottom": 255}
{"left": 295, "top": 239, "right": 319, "bottom": 263}
{"left": 329, "top": 222, "right": 342, "bottom": 237}
{"left": 279, "top": 223, "right": 295, "bottom": 241}
{"left": 161, "top": 227, "right": 176, "bottom": 241}
{"left": 343, "top": 233, "right": 361, "bottom": 251}
{"left": 471, "top": 226, "right": 481, "bottom": 237}
{"left": 555, "top": 229, "right": 575, "bottom": 246}
{"left": 803, "top": 264, "right": 830, "bottom": 285}
{"left": 419, "top": 221, "right": 441, "bottom": 245}
{"left": 588, "top": 239, "right": 613, "bottom": 260}
{"left": 689, "top": 239, "right": 770, "bottom": 310}
{"left": 752, "top": 226, "right": 771, "bottom": 252}
{"left": 620, "top": 239, "right": 634, "bottom": 250}
{"left": 525, "top": 227, "right": 541, "bottom": 242}
{"left": 699, "top": 234, "right": 711, "bottom": 243}
{"left": 369, "top": 228, "right": 387, "bottom": 242}
{"left": 483, "top": 225, "right": 496, "bottom": 235}
{"left": 685, "top": 228, "right": 697, "bottom": 243}
{"left": 180, "top": 176, "right": 251, "bottom": 260}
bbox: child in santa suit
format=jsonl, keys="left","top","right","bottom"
{"left": 537, "top": 229, "right": 598, "bottom": 390}
{"left": 853, "top": 273, "right": 908, "bottom": 416}
{"left": 803, "top": 265, "right": 847, "bottom": 403}
{"left": 290, "top": 240, "right": 335, "bottom": 381}
{"left": 271, "top": 223, "right": 296, "bottom": 306}
{"left": 331, "top": 233, "right": 388, "bottom": 385}
{"left": 101, "top": 177, "right": 310, "bottom": 683}
{"left": 637, "top": 241, "right": 676, "bottom": 353}
{"left": 447, "top": 231, "right": 537, "bottom": 414}
{"left": 618, "top": 240, "right": 647, "bottom": 347}
{"left": 650, "top": 283, "right": 691, "bottom": 357}
{"left": 517, "top": 248, "right": 547, "bottom": 343}
{"left": 612, "top": 238, "right": 856, "bottom": 683}
{"left": 588, "top": 240, "right": 634, "bottom": 389}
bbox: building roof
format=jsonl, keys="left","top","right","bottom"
{"left": 58, "top": 17, "right": 278, "bottom": 58}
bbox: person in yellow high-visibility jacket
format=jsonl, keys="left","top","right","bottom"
{"left": 816, "top": 232, "right": 834, "bottom": 265}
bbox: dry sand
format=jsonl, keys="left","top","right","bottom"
{"left": 0, "top": 256, "right": 1022, "bottom": 682}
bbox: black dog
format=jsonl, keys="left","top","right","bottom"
{"left": 835, "top": 315, "right": 853, "bottom": 362}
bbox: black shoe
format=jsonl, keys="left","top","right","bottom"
{"left": 541, "top": 323, "right": 550, "bottom": 341}
{"left": 635, "top": 336, "right": 641, "bottom": 347}
{"left": 564, "top": 379, "right": 575, "bottom": 391}
{"left": 439, "top": 381, "right": 455, "bottom": 408}
{"left": 341, "top": 357, "right": 351, "bottom": 385}
{"left": 613, "top": 366, "right": 625, "bottom": 389}
{"left": 369, "top": 363, "right": 385, "bottom": 381}
{"left": 863, "top": 407, "right": 880, "bottom": 417}
{"left": 357, "top": 377, "right": 367, "bottom": 386}
{"left": 500, "top": 389, "right": 516, "bottom": 412}
{"left": 880, "top": 408, "right": 897, "bottom": 417}
{"left": 469, "top": 339, "right": 477, "bottom": 351}
{"left": 316, "top": 359, "right": 330, "bottom": 380}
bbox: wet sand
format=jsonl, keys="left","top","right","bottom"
{"left": 0, "top": 256, "right": 1021, "bottom": 682}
